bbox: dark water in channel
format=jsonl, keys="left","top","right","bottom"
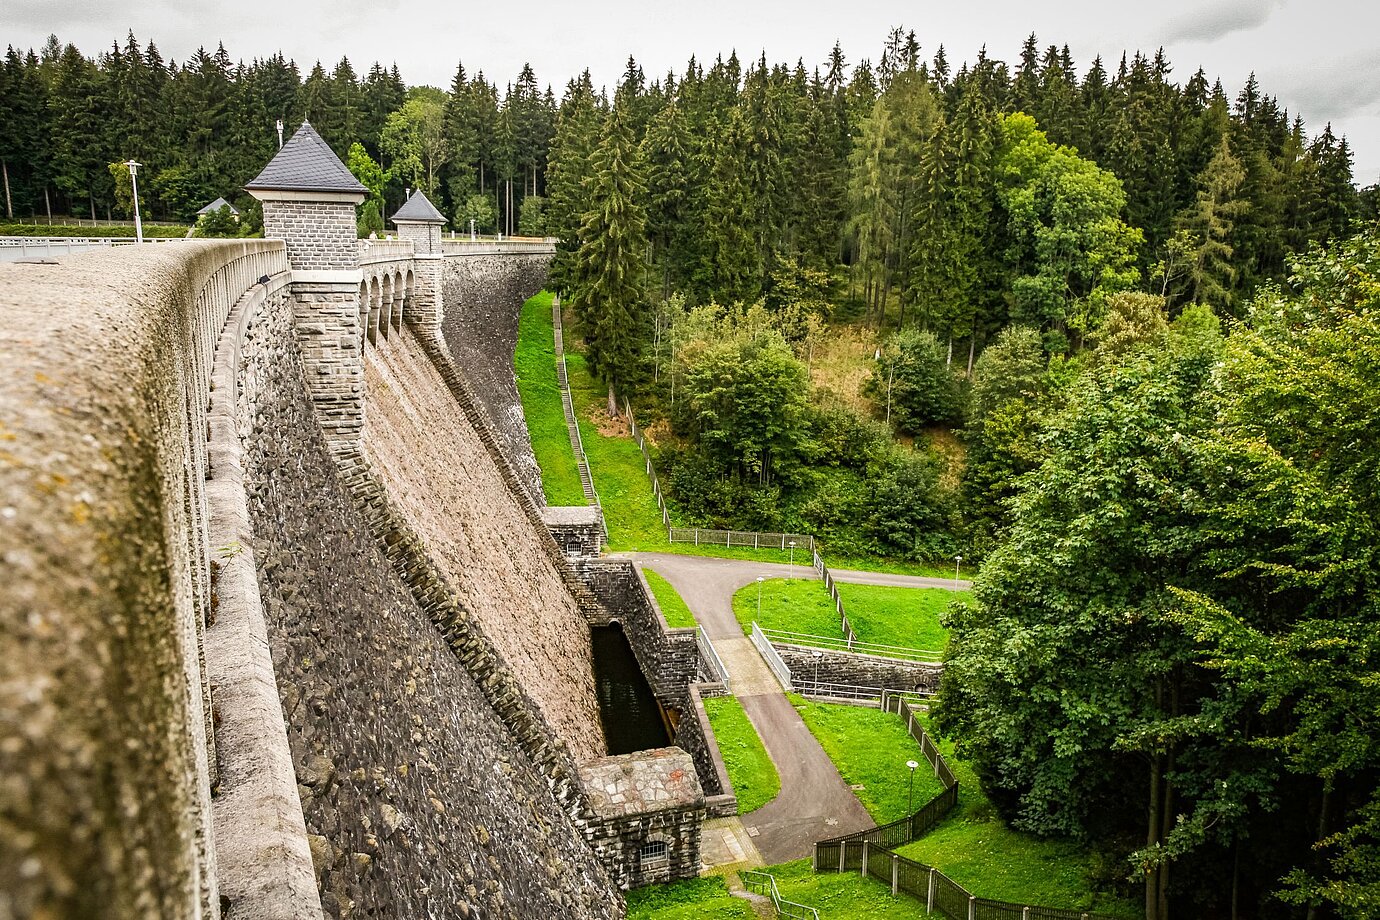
{"left": 590, "top": 624, "right": 671, "bottom": 755}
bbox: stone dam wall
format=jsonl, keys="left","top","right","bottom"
{"left": 440, "top": 252, "right": 550, "bottom": 506}
{"left": 242, "top": 293, "right": 620, "bottom": 918}
{"left": 0, "top": 240, "right": 639, "bottom": 920}
{"left": 363, "top": 326, "right": 606, "bottom": 763}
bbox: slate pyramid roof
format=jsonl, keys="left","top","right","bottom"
{"left": 196, "top": 196, "right": 239, "bottom": 215}
{"left": 391, "top": 189, "right": 447, "bottom": 224}
{"left": 244, "top": 122, "right": 368, "bottom": 194}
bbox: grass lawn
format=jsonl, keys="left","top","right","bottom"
{"left": 732, "top": 578, "right": 843, "bottom": 637}
{"left": 626, "top": 862, "right": 929, "bottom": 920}
{"left": 702, "top": 696, "right": 779, "bottom": 813}
{"left": 836, "top": 583, "right": 963, "bottom": 652}
{"left": 894, "top": 712, "right": 1140, "bottom": 917}
{"left": 791, "top": 698, "right": 946, "bottom": 823}
{"left": 625, "top": 875, "right": 754, "bottom": 919}
{"left": 768, "top": 859, "right": 929, "bottom": 919}
{"left": 513, "top": 292, "right": 588, "bottom": 505}
{"left": 642, "top": 568, "right": 696, "bottom": 628}
{"left": 0, "top": 222, "right": 189, "bottom": 238}
{"left": 731, "top": 578, "right": 964, "bottom": 653}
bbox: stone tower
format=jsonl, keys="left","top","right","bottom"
{"left": 390, "top": 190, "right": 447, "bottom": 333}
{"left": 245, "top": 122, "right": 368, "bottom": 448}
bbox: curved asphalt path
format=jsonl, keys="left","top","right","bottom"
{"left": 630, "top": 552, "right": 968, "bottom": 863}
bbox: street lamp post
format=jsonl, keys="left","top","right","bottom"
{"left": 756, "top": 576, "right": 764, "bottom": 622}
{"left": 124, "top": 160, "right": 143, "bottom": 243}
{"left": 906, "top": 759, "right": 920, "bottom": 813}
{"left": 812, "top": 649, "right": 823, "bottom": 689}
{"left": 789, "top": 540, "right": 796, "bottom": 567}
{"left": 954, "top": 555, "right": 963, "bottom": 590}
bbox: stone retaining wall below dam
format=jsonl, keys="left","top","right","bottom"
{"left": 363, "top": 326, "right": 606, "bottom": 763}
{"left": 243, "top": 292, "right": 621, "bottom": 919}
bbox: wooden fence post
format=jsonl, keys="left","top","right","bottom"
{"left": 927, "top": 868, "right": 936, "bottom": 913}
{"left": 891, "top": 854, "right": 899, "bottom": 896}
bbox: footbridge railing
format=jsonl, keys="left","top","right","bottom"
{"left": 742, "top": 869, "right": 820, "bottom": 920}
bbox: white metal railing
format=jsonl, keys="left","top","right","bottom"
{"left": 750, "top": 622, "right": 795, "bottom": 692}
{"left": 696, "top": 626, "right": 732, "bottom": 691}
{"left": 441, "top": 237, "right": 556, "bottom": 255}
{"left": 742, "top": 869, "right": 819, "bottom": 920}
{"left": 668, "top": 527, "right": 815, "bottom": 552}
{"left": 0, "top": 236, "right": 189, "bottom": 262}
{"left": 813, "top": 548, "right": 859, "bottom": 645}
{"left": 763, "top": 627, "right": 944, "bottom": 664}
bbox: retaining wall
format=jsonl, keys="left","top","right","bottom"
{"left": 440, "top": 252, "right": 552, "bottom": 505}
{"left": 777, "top": 645, "right": 942, "bottom": 695}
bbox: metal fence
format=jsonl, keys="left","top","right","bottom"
{"left": 812, "top": 548, "right": 859, "bottom": 644}
{"left": 763, "top": 626, "right": 944, "bottom": 664}
{"left": 750, "top": 622, "right": 795, "bottom": 692}
{"left": 696, "top": 626, "right": 731, "bottom": 691}
{"left": 0, "top": 236, "right": 188, "bottom": 262}
{"left": 551, "top": 297, "right": 607, "bottom": 541}
{"left": 742, "top": 869, "right": 820, "bottom": 920}
{"left": 812, "top": 697, "right": 1119, "bottom": 920}
{"left": 667, "top": 527, "right": 816, "bottom": 551}
{"left": 623, "top": 398, "right": 672, "bottom": 531}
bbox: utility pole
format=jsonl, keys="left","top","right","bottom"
{"left": 276, "top": 119, "right": 284, "bottom": 149}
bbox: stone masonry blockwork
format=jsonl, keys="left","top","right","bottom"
{"left": 241, "top": 291, "right": 621, "bottom": 920}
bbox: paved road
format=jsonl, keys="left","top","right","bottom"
{"left": 631, "top": 552, "right": 877, "bottom": 863}
{"left": 831, "top": 568, "right": 972, "bottom": 591}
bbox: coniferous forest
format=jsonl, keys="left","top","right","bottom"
{"left": 4, "top": 26, "right": 1378, "bottom": 919}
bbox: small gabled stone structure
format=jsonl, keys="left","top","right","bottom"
{"left": 246, "top": 122, "right": 368, "bottom": 449}
{"left": 390, "top": 190, "right": 446, "bottom": 332}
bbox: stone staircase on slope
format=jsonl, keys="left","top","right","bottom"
{"left": 552, "top": 297, "right": 599, "bottom": 505}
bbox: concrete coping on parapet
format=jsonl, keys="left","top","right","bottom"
{"left": 204, "top": 273, "right": 325, "bottom": 919}
{"left": 578, "top": 747, "right": 705, "bottom": 820}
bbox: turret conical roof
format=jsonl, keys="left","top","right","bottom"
{"left": 245, "top": 122, "right": 368, "bottom": 194}
{"left": 391, "top": 189, "right": 447, "bottom": 224}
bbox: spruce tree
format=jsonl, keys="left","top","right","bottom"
{"left": 1177, "top": 134, "right": 1249, "bottom": 311}
{"left": 571, "top": 98, "right": 649, "bottom": 416}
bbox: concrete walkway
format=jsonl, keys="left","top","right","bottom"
{"left": 630, "top": 552, "right": 878, "bottom": 864}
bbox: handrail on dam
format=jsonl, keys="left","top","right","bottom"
{"left": 442, "top": 237, "right": 556, "bottom": 255}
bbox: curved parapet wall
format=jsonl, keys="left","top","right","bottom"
{"left": 440, "top": 246, "right": 553, "bottom": 506}
{"left": 0, "top": 241, "right": 298, "bottom": 919}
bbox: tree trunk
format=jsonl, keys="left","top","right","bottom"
{"left": 607, "top": 382, "right": 618, "bottom": 418}
{"left": 967, "top": 337, "right": 977, "bottom": 376}
{"left": 1146, "top": 748, "right": 1162, "bottom": 920}
{"left": 1305, "top": 786, "right": 1333, "bottom": 920}
{"left": 2, "top": 160, "right": 11, "bottom": 220}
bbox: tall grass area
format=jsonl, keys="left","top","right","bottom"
{"left": 791, "top": 697, "right": 945, "bottom": 823}
{"left": 0, "top": 222, "right": 189, "bottom": 238}
{"left": 702, "top": 696, "right": 779, "bottom": 813}
{"left": 732, "top": 578, "right": 963, "bottom": 651}
{"left": 513, "top": 293, "right": 588, "bottom": 505}
{"left": 642, "top": 569, "right": 696, "bottom": 628}
{"left": 894, "top": 712, "right": 1140, "bottom": 917}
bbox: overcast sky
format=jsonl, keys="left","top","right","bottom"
{"left": 7, "top": 0, "right": 1379, "bottom": 183}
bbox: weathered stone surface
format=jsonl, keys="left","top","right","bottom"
{"left": 240, "top": 294, "right": 621, "bottom": 919}
{"left": 440, "top": 253, "right": 551, "bottom": 505}
{"left": 362, "top": 328, "right": 607, "bottom": 763}
{"left": 0, "top": 241, "right": 285, "bottom": 919}
{"left": 542, "top": 505, "right": 604, "bottom": 558}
